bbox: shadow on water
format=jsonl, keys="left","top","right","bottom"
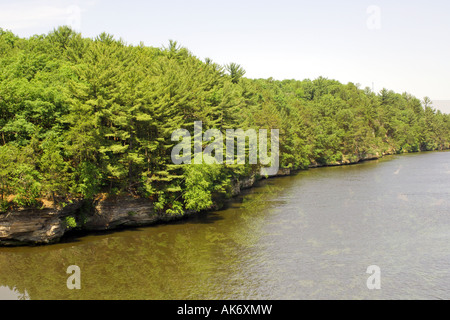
{"left": 56, "top": 209, "right": 229, "bottom": 247}
{"left": 56, "top": 174, "right": 288, "bottom": 246}
{"left": 58, "top": 226, "right": 144, "bottom": 245}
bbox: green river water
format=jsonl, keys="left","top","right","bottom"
{"left": 1, "top": 151, "right": 449, "bottom": 300}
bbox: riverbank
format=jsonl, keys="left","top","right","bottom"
{"left": 0, "top": 149, "right": 440, "bottom": 246}
{"left": 2, "top": 150, "right": 449, "bottom": 299}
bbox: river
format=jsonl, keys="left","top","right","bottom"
{"left": 0, "top": 151, "right": 449, "bottom": 300}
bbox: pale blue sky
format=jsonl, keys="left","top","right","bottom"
{"left": 1, "top": 0, "right": 449, "bottom": 112}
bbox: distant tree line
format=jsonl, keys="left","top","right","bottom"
{"left": 1, "top": 26, "right": 449, "bottom": 214}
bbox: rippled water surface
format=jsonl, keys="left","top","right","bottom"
{"left": 1, "top": 151, "right": 449, "bottom": 299}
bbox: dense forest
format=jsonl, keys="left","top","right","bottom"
{"left": 1, "top": 26, "right": 449, "bottom": 215}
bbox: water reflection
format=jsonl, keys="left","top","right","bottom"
{"left": 0, "top": 286, "right": 30, "bottom": 300}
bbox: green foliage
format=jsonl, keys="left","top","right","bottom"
{"left": 0, "top": 27, "right": 449, "bottom": 215}
{"left": 64, "top": 216, "right": 77, "bottom": 229}
{"left": 183, "top": 164, "right": 231, "bottom": 212}
{"left": 225, "top": 63, "right": 246, "bottom": 84}
{"left": 0, "top": 200, "right": 9, "bottom": 213}
{"left": 72, "top": 161, "right": 102, "bottom": 199}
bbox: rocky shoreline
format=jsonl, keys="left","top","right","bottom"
{"left": 0, "top": 151, "right": 392, "bottom": 246}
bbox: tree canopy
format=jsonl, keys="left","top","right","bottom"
{"left": 1, "top": 26, "right": 449, "bottom": 214}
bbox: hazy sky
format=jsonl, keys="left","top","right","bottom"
{"left": 1, "top": 0, "right": 449, "bottom": 113}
